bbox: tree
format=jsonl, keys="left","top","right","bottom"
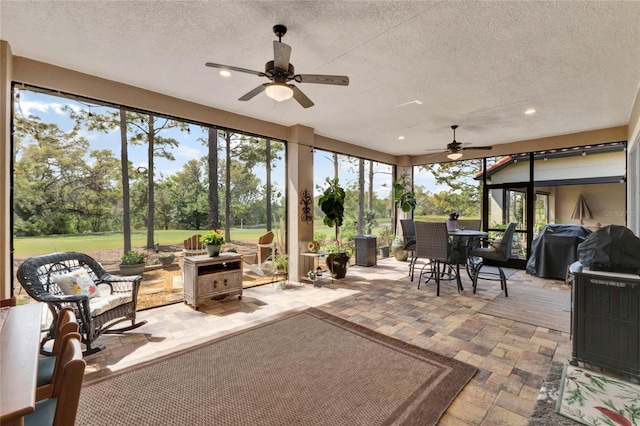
{"left": 13, "top": 115, "right": 92, "bottom": 235}
{"left": 418, "top": 160, "right": 483, "bottom": 217}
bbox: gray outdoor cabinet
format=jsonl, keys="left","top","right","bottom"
{"left": 355, "top": 235, "right": 377, "bottom": 267}
{"left": 570, "top": 262, "right": 640, "bottom": 378}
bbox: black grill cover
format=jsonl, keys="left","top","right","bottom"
{"left": 526, "top": 224, "right": 592, "bottom": 279}
{"left": 577, "top": 225, "right": 640, "bottom": 274}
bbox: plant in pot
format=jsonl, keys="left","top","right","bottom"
{"left": 200, "top": 230, "right": 225, "bottom": 257}
{"left": 158, "top": 252, "right": 175, "bottom": 266}
{"left": 391, "top": 236, "right": 409, "bottom": 261}
{"left": 268, "top": 251, "right": 289, "bottom": 288}
{"left": 318, "top": 177, "right": 350, "bottom": 279}
{"left": 393, "top": 173, "right": 417, "bottom": 213}
{"left": 446, "top": 211, "right": 460, "bottom": 231}
{"left": 378, "top": 226, "right": 391, "bottom": 258}
{"left": 119, "top": 250, "right": 146, "bottom": 276}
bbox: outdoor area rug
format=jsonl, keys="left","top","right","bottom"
{"left": 76, "top": 308, "right": 477, "bottom": 426}
{"left": 555, "top": 364, "right": 640, "bottom": 426}
{"left": 478, "top": 284, "right": 571, "bottom": 333}
{"left": 527, "top": 362, "right": 579, "bottom": 425}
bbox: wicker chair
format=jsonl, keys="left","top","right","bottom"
{"left": 414, "top": 221, "right": 463, "bottom": 296}
{"left": 17, "top": 252, "right": 146, "bottom": 355}
{"left": 468, "top": 222, "right": 518, "bottom": 297}
{"left": 400, "top": 219, "right": 417, "bottom": 279}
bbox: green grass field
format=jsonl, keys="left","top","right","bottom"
{"left": 14, "top": 216, "right": 466, "bottom": 257}
{"left": 13, "top": 229, "right": 271, "bottom": 257}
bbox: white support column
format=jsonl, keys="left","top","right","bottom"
{"left": 0, "top": 41, "right": 13, "bottom": 303}
{"left": 287, "top": 125, "right": 315, "bottom": 283}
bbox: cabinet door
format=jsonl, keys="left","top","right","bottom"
{"left": 199, "top": 274, "right": 223, "bottom": 295}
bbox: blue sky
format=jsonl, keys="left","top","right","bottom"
{"left": 16, "top": 89, "right": 443, "bottom": 197}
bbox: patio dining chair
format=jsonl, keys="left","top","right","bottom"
{"left": 468, "top": 222, "right": 518, "bottom": 297}
{"left": 400, "top": 219, "right": 417, "bottom": 279}
{"left": 414, "top": 221, "right": 463, "bottom": 296}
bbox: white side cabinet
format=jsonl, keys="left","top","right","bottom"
{"left": 183, "top": 253, "right": 243, "bottom": 310}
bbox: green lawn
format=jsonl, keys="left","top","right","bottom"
{"left": 13, "top": 229, "right": 272, "bottom": 257}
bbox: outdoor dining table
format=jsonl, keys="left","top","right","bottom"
{"left": 447, "top": 229, "right": 489, "bottom": 270}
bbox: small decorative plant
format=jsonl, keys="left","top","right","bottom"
{"left": 449, "top": 212, "right": 460, "bottom": 221}
{"left": 379, "top": 226, "right": 392, "bottom": 247}
{"left": 200, "top": 230, "right": 225, "bottom": 246}
{"left": 307, "top": 240, "right": 321, "bottom": 253}
{"left": 159, "top": 252, "right": 174, "bottom": 259}
{"left": 120, "top": 250, "right": 145, "bottom": 265}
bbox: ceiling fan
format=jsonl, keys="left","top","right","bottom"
{"left": 428, "top": 125, "right": 493, "bottom": 160}
{"left": 205, "top": 24, "right": 349, "bottom": 108}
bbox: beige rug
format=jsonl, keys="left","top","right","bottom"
{"left": 77, "top": 308, "right": 476, "bottom": 426}
{"left": 478, "top": 284, "right": 571, "bottom": 333}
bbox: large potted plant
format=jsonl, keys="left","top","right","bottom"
{"left": 393, "top": 173, "right": 417, "bottom": 213}
{"left": 119, "top": 250, "right": 146, "bottom": 275}
{"left": 200, "top": 230, "right": 225, "bottom": 257}
{"left": 318, "top": 178, "right": 350, "bottom": 278}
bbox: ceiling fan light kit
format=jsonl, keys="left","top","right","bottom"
{"left": 425, "top": 125, "right": 493, "bottom": 160}
{"left": 265, "top": 83, "right": 293, "bottom": 102}
{"left": 205, "top": 24, "right": 349, "bottom": 108}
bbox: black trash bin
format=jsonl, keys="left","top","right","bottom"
{"left": 355, "top": 235, "right": 377, "bottom": 267}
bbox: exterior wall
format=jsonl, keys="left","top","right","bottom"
{"left": 489, "top": 151, "right": 626, "bottom": 185}
{"left": 554, "top": 183, "right": 626, "bottom": 230}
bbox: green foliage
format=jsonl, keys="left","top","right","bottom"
{"left": 200, "top": 230, "right": 225, "bottom": 246}
{"left": 158, "top": 252, "right": 175, "bottom": 259}
{"left": 393, "top": 173, "right": 417, "bottom": 212}
{"left": 268, "top": 252, "right": 288, "bottom": 275}
{"left": 120, "top": 250, "right": 145, "bottom": 265}
{"left": 379, "top": 226, "right": 392, "bottom": 247}
{"left": 318, "top": 178, "right": 346, "bottom": 241}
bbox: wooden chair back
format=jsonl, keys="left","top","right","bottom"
{"left": 26, "top": 333, "right": 85, "bottom": 426}
{"left": 36, "top": 308, "right": 79, "bottom": 401}
{"left": 184, "top": 234, "right": 205, "bottom": 250}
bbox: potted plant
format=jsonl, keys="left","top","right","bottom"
{"left": 318, "top": 178, "right": 349, "bottom": 278}
{"left": 158, "top": 252, "right": 175, "bottom": 266}
{"left": 378, "top": 226, "right": 391, "bottom": 258}
{"left": 119, "top": 250, "right": 146, "bottom": 275}
{"left": 393, "top": 173, "right": 417, "bottom": 213}
{"left": 391, "top": 236, "right": 409, "bottom": 261}
{"left": 268, "top": 251, "right": 289, "bottom": 288}
{"left": 200, "top": 230, "right": 225, "bottom": 256}
{"left": 446, "top": 211, "right": 460, "bottom": 231}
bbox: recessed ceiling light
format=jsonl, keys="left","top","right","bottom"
{"left": 398, "top": 136, "right": 405, "bottom": 140}
{"left": 525, "top": 108, "right": 537, "bottom": 115}
{"left": 219, "top": 70, "right": 232, "bottom": 77}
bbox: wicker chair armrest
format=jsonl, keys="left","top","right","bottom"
{"left": 36, "top": 292, "right": 88, "bottom": 304}
{"left": 97, "top": 273, "right": 142, "bottom": 294}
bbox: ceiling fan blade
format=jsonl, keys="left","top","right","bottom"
{"left": 294, "top": 74, "right": 349, "bottom": 86}
{"left": 205, "top": 62, "right": 264, "bottom": 76}
{"left": 462, "top": 146, "right": 493, "bottom": 151}
{"left": 273, "top": 41, "right": 292, "bottom": 71}
{"left": 290, "top": 85, "right": 314, "bottom": 108}
{"left": 238, "top": 83, "right": 269, "bottom": 101}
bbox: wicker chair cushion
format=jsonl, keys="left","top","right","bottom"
{"left": 51, "top": 268, "right": 98, "bottom": 298}
{"left": 89, "top": 294, "right": 132, "bottom": 317}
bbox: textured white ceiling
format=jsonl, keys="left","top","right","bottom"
{"left": 1, "top": 1, "right": 639, "bottom": 156}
